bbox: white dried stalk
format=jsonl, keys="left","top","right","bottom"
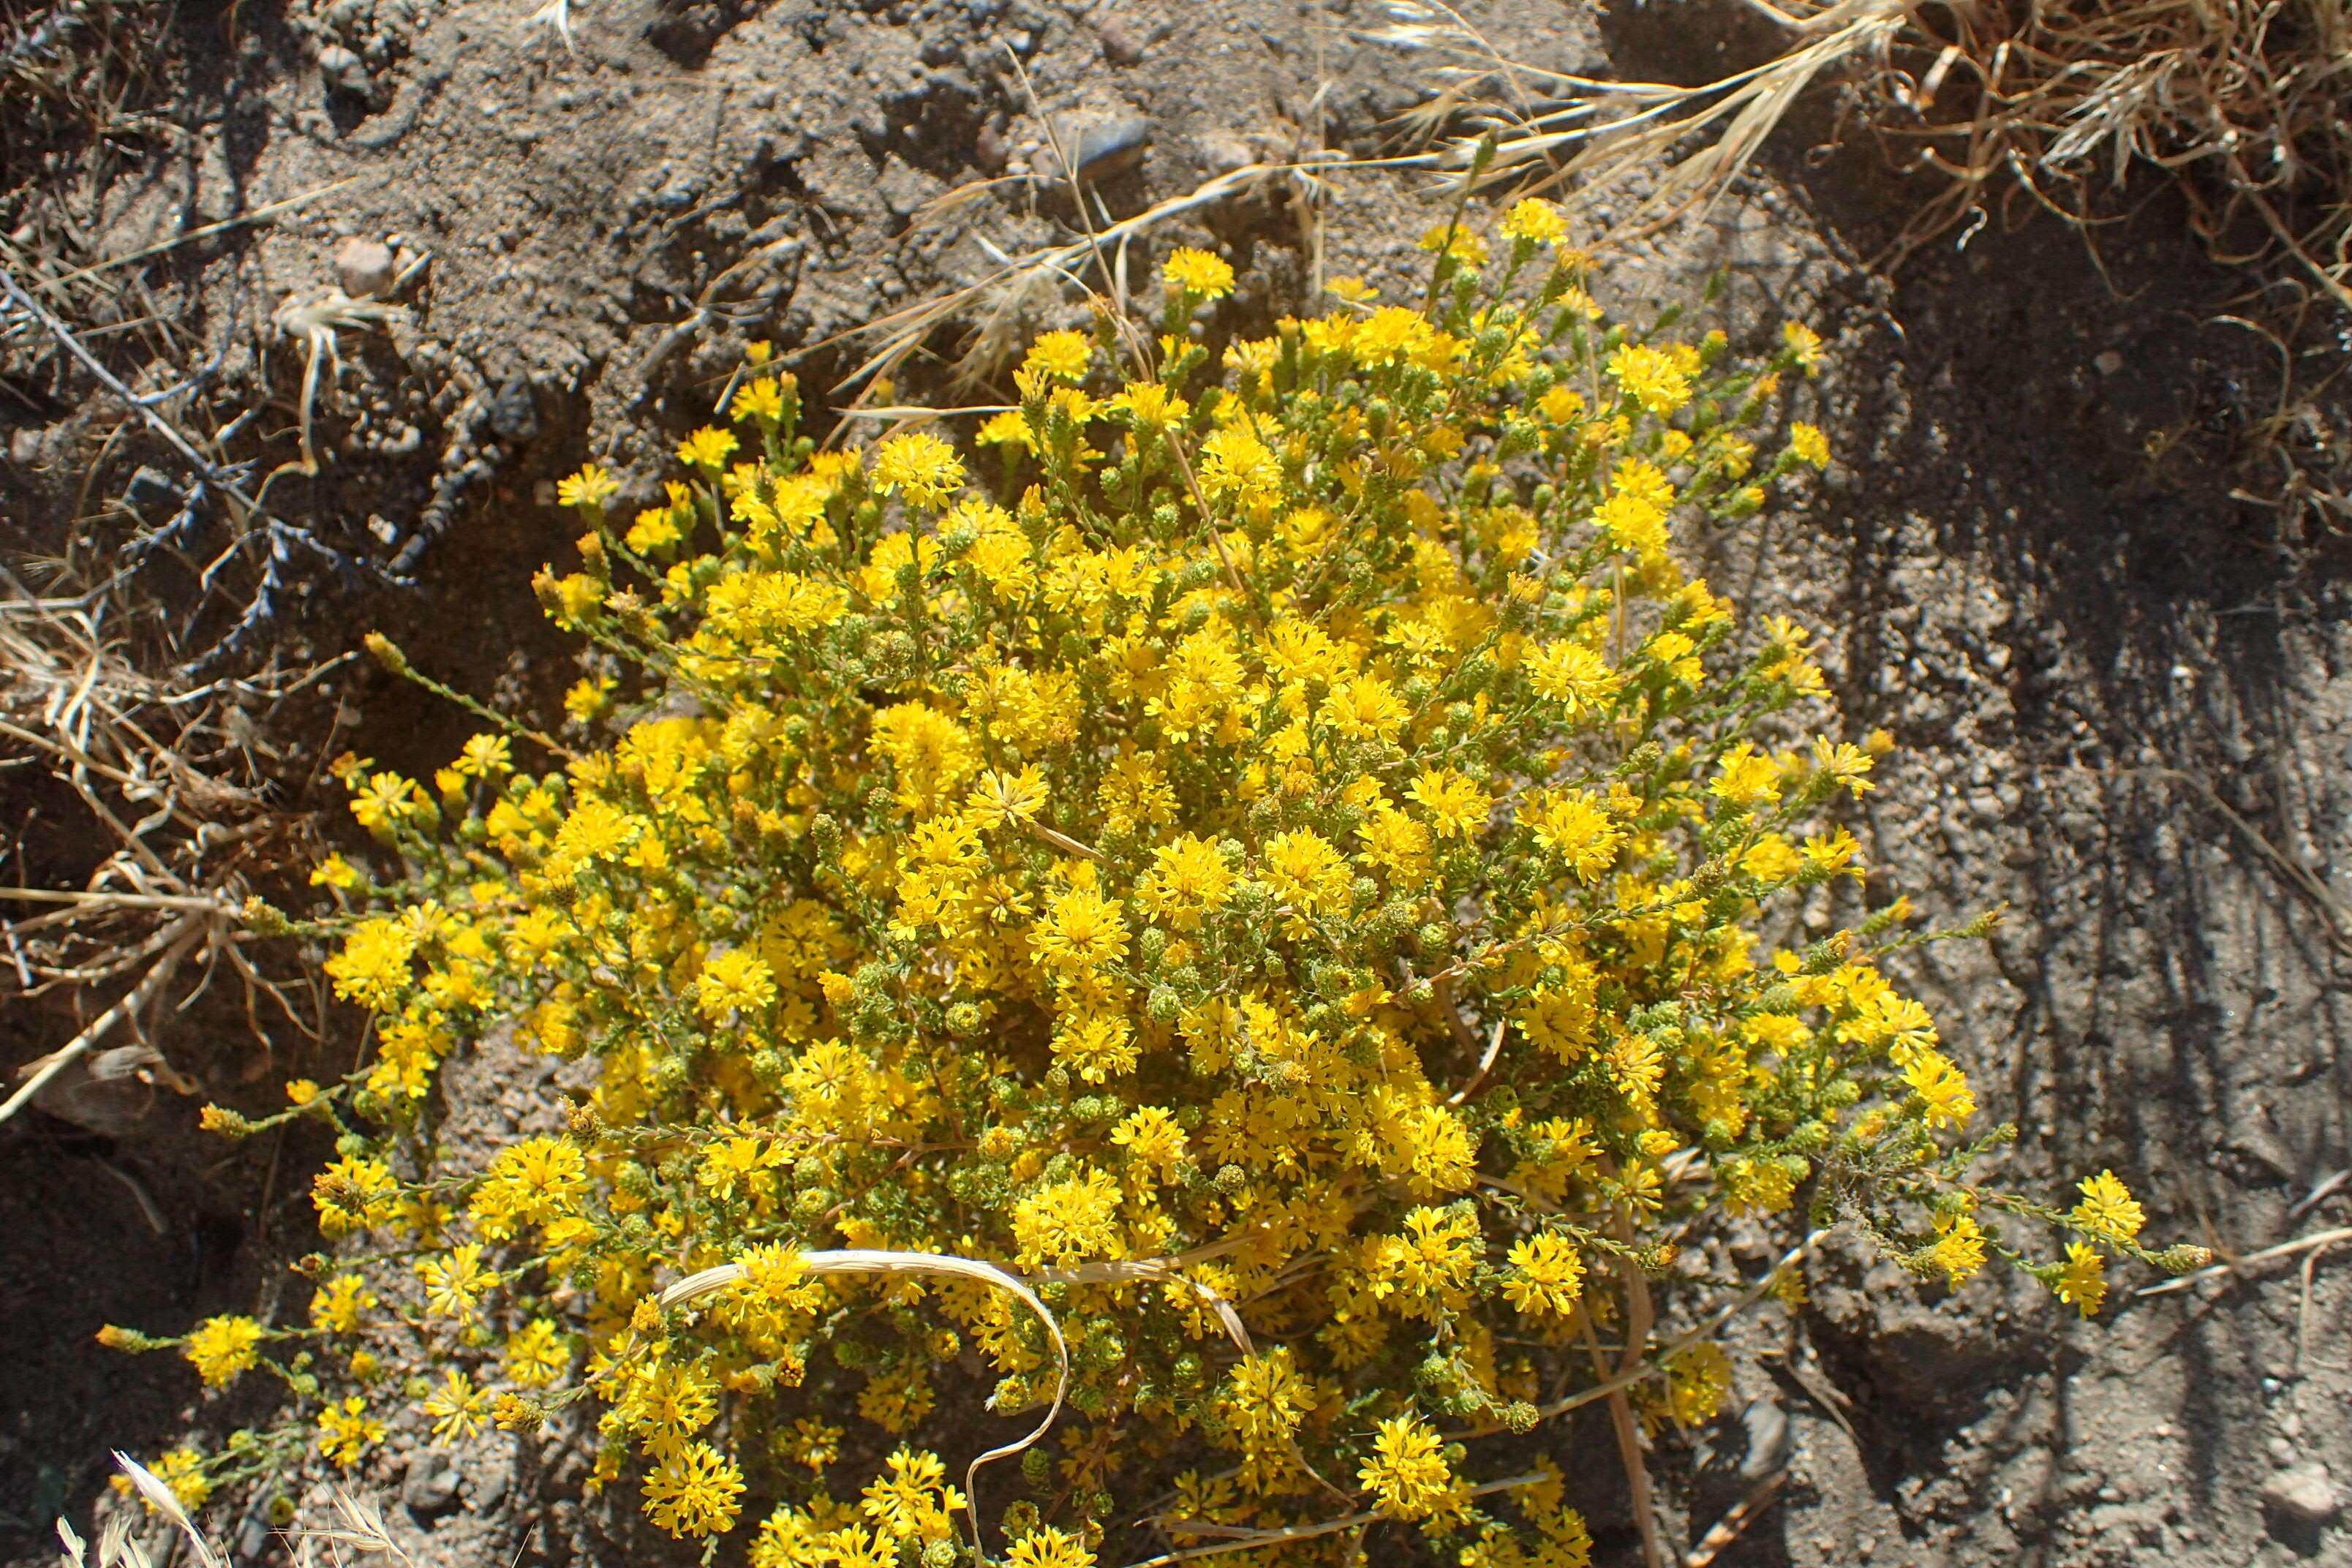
{"left": 274, "top": 290, "right": 407, "bottom": 475}
{"left": 0, "top": 917, "right": 203, "bottom": 1126}
{"left": 110, "top": 1452, "right": 222, "bottom": 1568}
{"left": 1033, "top": 1236, "right": 1256, "bottom": 1355}
{"left": 286, "top": 1490, "right": 418, "bottom": 1568}
{"left": 661, "top": 1248, "right": 1071, "bottom": 1564}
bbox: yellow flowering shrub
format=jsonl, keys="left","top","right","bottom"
{"left": 129, "top": 213, "right": 2208, "bottom": 1563}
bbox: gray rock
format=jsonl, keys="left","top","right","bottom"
{"left": 1195, "top": 129, "right": 1254, "bottom": 176}
{"left": 1096, "top": 13, "right": 1144, "bottom": 65}
{"left": 463, "top": 1458, "right": 510, "bottom": 1513}
{"left": 121, "top": 465, "right": 182, "bottom": 515}
{"left": 402, "top": 1447, "right": 459, "bottom": 1518}
{"left": 488, "top": 377, "right": 539, "bottom": 442}
{"left": 1044, "top": 113, "right": 1149, "bottom": 184}
{"left": 2261, "top": 1463, "right": 2340, "bottom": 1528}
{"left": 316, "top": 42, "right": 369, "bottom": 94}
{"left": 1738, "top": 1396, "right": 1791, "bottom": 1480}
{"left": 334, "top": 237, "right": 396, "bottom": 298}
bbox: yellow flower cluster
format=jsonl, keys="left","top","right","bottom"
{"left": 133, "top": 214, "right": 2193, "bottom": 1554}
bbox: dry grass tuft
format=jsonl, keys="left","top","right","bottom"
{"left": 0, "top": 581, "right": 337, "bottom": 1130}
{"left": 1378, "top": 0, "right": 2352, "bottom": 306}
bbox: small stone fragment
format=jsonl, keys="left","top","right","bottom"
{"left": 402, "top": 1448, "right": 459, "bottom": 1518}
{"left": 121, "top": 465, "right": 181, "bottom": 515}
{"left": 1097, "top": 14, "right": 1144, "bottom": 65}
{"left": 489, "top": 377, "right": 540, "bottom": 443}
{"left": 1046, "top": 113, "right": 1150, "bottom": 184}
{"left": 973, "top": 122, "right": 1009, "bottom": 173}
{"left": 2261, "top": 1463, "right": 2340, "bottom": 1529}
{"left": 1195, "top": 129, "right": 1254, "bottom": 176}
{"left": 333, "top": 237, "right": 396, "bottom": 298}
{"left": 316, "top": 42, "right": 369, "bottom": 94}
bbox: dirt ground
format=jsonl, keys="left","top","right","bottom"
{"left": 4, "top": 0, "right": 2351, "bottom": 1561}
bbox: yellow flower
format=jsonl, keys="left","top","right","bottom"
{"left": 1665, "top": 1341, "right": 1733, "bottom": 1427}
{"left": 1407, "top": 769, "right": 1493, "bottom": 840}
{"left": 1357, "top": 1414, "right": 1460, "bottom": 1520}
{"left": 1031, "top": 886, "right": 1130, "bottom": 976}
{"left": 1319, "top": 673, "right": 1409, "bottom": 742}
{"left": 1710, "top": 742, "right": 1782, "bottom": 808}
{"left": 1261, "top": 829, "right": 1350, "bottom": 914}
{"left": 1197, "top": 424, "right": 1281, "bottom": 506}
{"left": 505, "top": 1319, "right": 572, "bottom": 1387}
{"left": 1006, "top": 1526, "right": 1096, "bottom": 1568}
{"left": 309, "top": 1275, "right": 377, "bottom": 1334}
{"left": 309, "top": 854, "right": 363, "bottom": 890}
{"left": 1501, "top": 1232, "right": 1586, "bottom": 1317}
{"left": 1526, "top": 641, "right": 1623, "bottom": 715}
{"left": 1417, "top": 222, "right": 1489, "bottom": 268}
{"left": 1783, "top": 319, "right": 1825, "bottom": 374}
{"left": 312, "top": 1155, "right": 397, "bottom": 1237}
{"left": 2054, "top": 1241, "right": 2108, "bottom": 1318}
{"left": 1107, "top": 382, "right": 1190, "bottom": 427}
{"left": 423, "top": 1369, "right": 491, "bottom": 1441}
{"left": 2070, "top": 1170, "right": 2145, "bottom": 1243}
{"left": 565, "top": 674, "right": 616, "bottom": 722}
{"left": 1112, "top": 1105, "right": 1188, "bottom": 1172}
{"left": 1605, "top": 343, "right": 1691, "bottom": 416}
{"left": 1052, "top": 1011, "right": 1137, "bottom": 1082}
{"left": 1901, "top": 1049, "right": 1975, "bottom": 1129}
{"left": 557, "top": 463, "right": 620, "bottom": 510}
{"left": 316, "top": 1397, "right": 385, "bottom": 1469}
{"left": 676, "top": 426, "right": 739, "bottom": 473}
{"left": 977, "top": 409, "right": 1035, "bottom": 450}
{"left": 1022, "top": 330, "right": 1093, "bottom": 382}
{"left": 183, "top": 1316, "right": 264, "bottom": 1387}
{"left": 870, "top": 430, "right": 966, "bottom": 508}
{"left": 1499, "top": 197, "right": 1568, "bottom": 244}
{"left": 1790, "top": 421, "right": 1829, "bottom": 468}
{"left": 784, "top": 1417, "right": 843, "bottom": 1471}
{"left": 415, "top": 1243, "right": 495, "bottom": 1320}
{"left": 731, "top": 377, "right": 787, "bottom": 425}
{"left": 968, "top": 766, "right": 1048, "bottom": 827}
{"left": 1926, "top": 1211, "right": 1986, "bottom": 1284}
{"left": 1012, "top": 1167, "right": 1121, "bottom": 1267}
{"left": 627, "top": 505, "right": 685, "bottom": 555}
{"left": 454, "top": 732, "right": 513, "bottom": 777}
{"left": 1352, "top": 305, "right": 1439, "bottom": 366}
{"left": 1520, "top": 791, "right": 1621, "bottom": 882}
{"left": 1135, "top": 833, "right": 1237, "bottom": 928}
{"left": 697, "top": 948, "right": 778, "bottom": 1021}
{"left": 1162, "top": 246, "right": 1235, "bottom": 300}
{"left": 204, "top": 227, "right": 2160, "bottom": 1563}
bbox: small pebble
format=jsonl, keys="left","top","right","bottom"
{"left": 2261, "top": 1463, "right": 2340, "bottom": 1529}
{"left": 316, "top": 42, "right": 369, "bottom": 93}
{"left": 333, "top": 236, "right": 396, "bottom": 297}
{"left": 1195, "top": 129, "right": 1253, "bottom": 176}
{"left": 1057, "top": 113, "right": 1150, "bottom": 183}
{"left": 402, "top": 1448, "right": 459, "bottom": 1518}
{"left": 1097, "top": 13, "right": 1145, "bottom": 65}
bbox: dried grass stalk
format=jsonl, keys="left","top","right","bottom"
{"left": 661, "top": 1248, "right": 1071, "bottom": 1564}
{"left": 110, "top": 1452, "right": 222, "bottom": 1568}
